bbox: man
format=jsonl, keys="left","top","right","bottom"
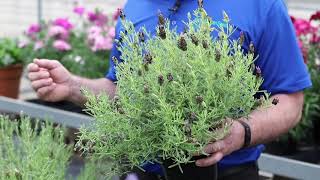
{"left": 27, "top": 0, "right": 311, "bottom": 179}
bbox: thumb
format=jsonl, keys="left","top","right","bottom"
{"left": 34, "top": 59, "right": 60, "bottom": 70}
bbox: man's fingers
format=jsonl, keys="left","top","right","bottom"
{"left": 34, "top": 59, "right": 60, "bottom": 70}
{"left": 36, "top": 84, "right": 56, "bottom": 98}
{"left": 196, "top": 152, "right": 223, "bottom": 167}
{"left": 28, "top": 71, "right": 50, "bottom": 81}
{"left": 27, "top": 63, "right": 39, "bottom": 72}
{"left": 31, "top": 78, "right": 53, "bottom": 90}
{"left": 203, "top": 141, "right": 225, "bottom": 154}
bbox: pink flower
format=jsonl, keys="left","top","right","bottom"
{"left": 34, "top": 41, "right": 44, "bottom": 50}
{"left": 27, "top": 24, "right": 41, "bottom": 36}
{"left": 108, "top": 27, "right": 116, "bottom": 38}
{"left": 294, "top": 19, "right": 313, "bottom": 36}
{"left": 48, "top": 25, "right": 69, "bottom": 40}
{"left": 91, "top": 35, "right": 113, "bottom": 51}
{"left": 292, "top": 18, "right": 319, "bottom": 43}
{"left": 112, "top": 8, "right": 121, "bottom": 21}
{"left": 18, "top": 40, "right": 29, "bottom": 48}
{"left": 53, "top": 40, "right": 71, "bottom": 51}
{"left": 87, "top": 11, "right": 98, "bottom": 22}
{"left": 88, "top": 26, "right": 103, "bottom": 35}
{"left": 53, "top": 18, "right": 73, "bottom": 30}
{"left": 87, "top": 26, "right": 103, "bottom": 46}
{"left": 95, "top": 13, "right": 108, "bottom": 26}
{"left": 73, "top": 6, "right": 85, "bottom": 16}
{"left": 310, "top": 11, "right": 320, "bottom": 21}
{"left": 87, "top": 11, "right": 108, "bottom": 26}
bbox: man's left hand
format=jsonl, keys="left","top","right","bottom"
{"left": 195, "top": 120, "right": 246, "bottom": 167}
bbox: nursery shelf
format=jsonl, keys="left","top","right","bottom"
{"left": 0, "top": 96, "right": 93, "bottom": 129}
{"left": 258, "top": 153, "right": 320, "bottom": 180}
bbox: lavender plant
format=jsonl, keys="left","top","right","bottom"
{"left": 0, "top": 116, "right": 72, "bottom": 179}
{"left": 77, "top": 6, "right": 268, "bottom": 178}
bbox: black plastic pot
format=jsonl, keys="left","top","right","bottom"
{"left": 162, "top": 156, "right": 218, "bottom": 180}
{"left": 26, "top": 99, "right": 86, "bottom": 115}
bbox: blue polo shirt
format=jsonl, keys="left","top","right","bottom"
{"left": 106, "top": 0, "right": 311, "bottom": 173}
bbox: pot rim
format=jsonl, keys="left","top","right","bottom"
{"left": 0, "top": 63, "right": 23, "bottom": 70}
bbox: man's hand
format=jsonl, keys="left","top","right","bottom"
{"left": 195, "top": 92, "right": 304, "bottom": 167}
{"left": 27, "top": 59, "right": 73, "bottom": 102}
{"left": 195, "top": 120, "right": 245, "bottom": 167}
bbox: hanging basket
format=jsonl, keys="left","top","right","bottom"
{"left": 0, "top": 64, "right": 23, "bottom": 99}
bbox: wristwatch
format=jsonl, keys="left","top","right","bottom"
{"left": 237, "top": 119, "right": 251, "bottom": 148}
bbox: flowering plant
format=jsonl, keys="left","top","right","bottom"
{"left": 21, "top": 5, "right": 120, "bottom": 78}
{"left": 77, "top": 7, "right": 269, "bottom": 178}
{"left": 286, "top": 11, "right": 320, "bottom": 141}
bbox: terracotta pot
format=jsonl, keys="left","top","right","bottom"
{"left": 0, "top": 64, "right": 23, "bottom": 99}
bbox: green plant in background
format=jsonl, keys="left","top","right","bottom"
{"left": 0, "top": 38, "right": 24, "bottom": 68}
{"left": 77, "top": 7, "right": 269, "bottom": 178}
{"left": 0, "top": 115, "right": 72, "bottom": 179}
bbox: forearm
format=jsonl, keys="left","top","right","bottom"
{"left": 67, "top": 76, "right": 117, "bottom": 106}
{"left": 246, "top": 92, "right": 304, "bottom": 146}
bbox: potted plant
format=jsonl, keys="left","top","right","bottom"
{"left": 77, "top": 7, "right": 269, "bottom": 180}
{"left": 0, "top": 38, "right": 24, "bottom": 99}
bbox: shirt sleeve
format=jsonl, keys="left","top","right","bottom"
{"left": 105, "top": 20, "right": 122, "bottom": 82}
{"left": 255, "top": 0, "right": 312, "bottom": 95}
{"left": 105, "top": 43, "right": 120, "bottom": 82}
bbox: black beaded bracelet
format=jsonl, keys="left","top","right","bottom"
{"left": 237, "top": 120, "right": 251, "bottom": 148}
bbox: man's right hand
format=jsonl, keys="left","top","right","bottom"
{"left": 27, "top": 59, "right": 74, "bottom": 102}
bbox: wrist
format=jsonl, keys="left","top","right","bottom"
{"left": 67, "top": 75, "right": 82, "bottom": 103}
{"left": 232, "top": 120, "right": 246, "bottom": 150}
{"left": 236, "top": 119, "right": 252, "bottom": 149}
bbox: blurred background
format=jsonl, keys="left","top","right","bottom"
{"left": 0, "top": 0, "right": 125, "bottom": 37}
{"left": 0, "top": 0, "right": 318, "bottom": 37}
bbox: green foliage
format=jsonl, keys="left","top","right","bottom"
{"left": 0, "top": 38, "right": 24, "bottom": 68}
{"left": 0, "top": 116, "right": 72, "bottom": 180}
{"left": 77, "top": 8, "right": 268, "bottom": 177}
